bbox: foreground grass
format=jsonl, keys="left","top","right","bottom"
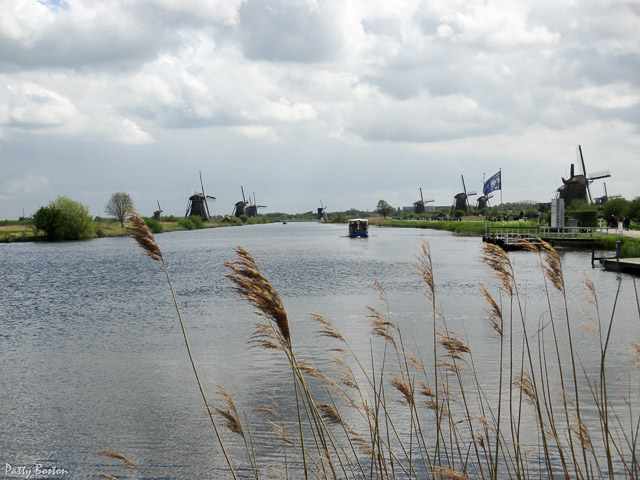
{"left": 100, "top": 208, "right": 640, "bottom": 479}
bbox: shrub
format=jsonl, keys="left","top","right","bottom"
{"left": 163, "top": 215, "right": 179, "bottom": 222}
{"left": 189, "top": 215, "right": 204, "bottom": 229}
{"left": 239, "top": 215, "right": 248, "bottom": 224}
{"left": 33, "top": 197, "right": 94, "bottom": 241}
{"left": 144, "top": 217, "right": 164, "bottom": 234}
{"left": 178, "top": 217, "right": 195, "bottom": 230}
{"left": 570, "top": 209, "right": 598, "bottom": 227}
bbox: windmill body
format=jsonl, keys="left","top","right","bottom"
{"left": 556, "top": 146, "right": 610, "bottom": 205}
{"left": 477, "top": 194, "right": 493, "bottom": 210}
{"left": 185, "top": 172, "right": 215, "bottom": 221}
{"left": 451, "top": 176, "right": 476, "bottom": 214}
{"left": 317, "top": 200, "right": 328, "bottom": 220}
{"left": 413, "top": 188, "right": 434, "bottom": 214}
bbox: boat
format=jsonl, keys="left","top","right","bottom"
{"left": 348, "top": 218, "right": 369, "bottom": 237}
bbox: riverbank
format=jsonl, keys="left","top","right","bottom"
{"left": 0, "top": 218, "right": 249, "bottom": 243}
{"left": 376, "top": 218, "right": 640, "bottom": 257}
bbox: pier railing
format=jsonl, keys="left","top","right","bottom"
{"left": 484, "top": 224, "right": 608, "bottom": 246}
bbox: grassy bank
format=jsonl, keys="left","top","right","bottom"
{"left": 378, "top": 218, "right": 640, "bottom": 257}
{"left": 0, "top": 216, "right": 271, "bottom": 242}
{"left": 377, "top": 218, "right": 539, "bottom": 236}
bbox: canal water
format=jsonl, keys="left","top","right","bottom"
{"left": 1, "top": 222, "right": 638, "bottom": 478}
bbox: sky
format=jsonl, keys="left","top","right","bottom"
{"left": 1, "top": 0, "right": 639, "bottom": 219}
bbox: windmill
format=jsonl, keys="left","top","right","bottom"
{"left": 452, "top": 175, "right": 477, "bottom": 214}
{"left": 185, "top": 171, "right": 216, "bottom": 221}
{"left": 595, "top": 182, "right": 620, "bottom": 205}
{"left": 477, "top": 193, "right": 493, "bottom": 210}
{"left": 413, "top": 188, "right": 435, "bottom": 214}
{"left": 317, "top": 200, "right": 328, "bottom": 221}
{"left": 557, "top": 145, "right": 610, "bottom": 205}
{"left": 153, "top": 200, "right": 163, "bottom": 221}
{"left": 232, "top": 186, "right": 249, "bottom": 217}
{"left": 245, "top": 192, "right": 266, "bottom": 217}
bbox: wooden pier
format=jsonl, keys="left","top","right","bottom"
{"left": 600, "top": 257, "right": 640, "bottom": 274}
{"left": 483, "top": 225, "right": 606, "bottom": 250}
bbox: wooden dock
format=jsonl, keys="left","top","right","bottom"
{"left": 600, "top": 257, "right": 640, "bottom": 274}
{"left": 482, "top": 225, "right": 607, "bottom": 250}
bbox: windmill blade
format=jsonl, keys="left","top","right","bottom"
{"left": 420, "top": 187, "right": 424, "bottom": 203}
{"left": 577, "top": 145, "right": 586, "bottom": 176}
{"left": 461, "top": 175, "right": 467, "bottom": 195}
{"left": 588, "top": 170, "right": 611, "bottom": 180}
{"left": 425, "top": 199, "right": 435, "bottom": 203}
{"left": 199, "top": 171, "right": 211, "bottom": 218}
{"left": 241, "top": 186, "right": 246, "bottom": 203}
{"left": 467, "top": 190, "right": 477, "bottom": 196}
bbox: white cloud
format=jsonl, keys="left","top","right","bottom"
{"left": 0, "top": 82, "right": 81, "bottom": 130}
{"left": 0, "top": 0, "right": 54, "bottom": 46}
{"left": 233, "top": 125, "right": 283, "bottom": 144}
{"left": 570, "top": 84, "right": 640, "bottom": 110}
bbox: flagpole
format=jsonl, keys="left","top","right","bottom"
{"left": 500, "top": 168, "right": 503, "bottom": 221}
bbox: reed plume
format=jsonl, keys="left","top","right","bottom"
{"left": 224, "top": 246, "right": 290, "bottom": 347}
{"left": 124, "top": 206, "right": 162, "bottom": 261}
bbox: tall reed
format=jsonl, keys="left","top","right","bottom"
{"left": 121, "top": 225, "right": 639, "bottom": 479}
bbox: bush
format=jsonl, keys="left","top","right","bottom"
{"left": 177, "top": 216, "right": 204, "bottom": 230}
{"left": 33, "top": 197, "right": 94, "bottom": 241}
{"left": 163, "top": 215, "right": 179, "bottom": 222}
{"left": 570, "top": 210, "right": 598, "bottom": 227}
{"left": 178, "top": 217, "right": 195, "bottom": 230}
{"left": 239, "top": 215, "right": 248, "bottom": 224}
{"left": 144, "top": 217, "right": 164, "bottom": 234}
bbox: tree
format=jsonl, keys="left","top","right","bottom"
{"left": 376, "top": 200, "right": 394, "bottom": 219}
{"left": 105, "top": 192, "right": 133, "bottom": 227}
{"left": 627, "top": 197, "right": 640, "bottom": 222}
{"left": 603, "top": 197, "right": 629, "bottom": 220}
{"left": 33, "top": 196, "right": 94, "bottom": 241}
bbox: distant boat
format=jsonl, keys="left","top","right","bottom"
{"left": 348, "top": 218, "right": 369, "bottom": 238}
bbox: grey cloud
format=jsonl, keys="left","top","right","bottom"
{"left": 238, "top": 0, "right": 342, "bottom": 62}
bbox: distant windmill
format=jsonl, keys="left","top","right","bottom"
{"left": 245, "top": 192, "right": 266, "bottom": 217}
{"left": 185, "top": 171, "right": 215, "bottom": 221}
{"left": 413, "top": 188, "right": 434, "bottom": 214}
{"left": 595, "top": 182, "right": 620, "bottom": 205}
{"left": 317, "top": 199, "right": 328, "bottom": 221}
{"left": 452, "top": 175, "right": 477, "bottom": 214}
{"left": 477, "top": 193, "right": 493, "bottom": 210}
{"left": 232, "top": 186, "right": 249, "bottom": 217}
{"left": 153, "top": 200, "right": 163, "bottom": 221}
{"left": 557, "top": 145, "right": 610, "bottom": 204}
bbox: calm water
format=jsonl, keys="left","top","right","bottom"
{"left": 1, "top": 222, "right": 638, "bottom": 479}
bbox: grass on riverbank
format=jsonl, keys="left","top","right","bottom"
{"left": 378, "top": 218, "right": 640, "bottom": 257}
{"left": 103, "top": 209, "right": 640, "bottom": 479}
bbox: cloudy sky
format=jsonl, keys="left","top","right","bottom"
{"left": 1, "top": 0, "right": 638, "bottom": 218}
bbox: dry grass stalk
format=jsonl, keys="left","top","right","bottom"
{"left": 390, "top": 374, "right": 414, "bottom": 406}
{"left": 311, "top": 313, "right": 345, "bottom": 343}
{"left": 480, "top": 242, "right": 514, "bottom": 296}
{"left": 631, "top": 341, "right": 640, "bottom": 369}
{"left": 213, "top": 385, "right": 244, "bottom": 436}
{"left": 540, "top": 240, "right": 565, "bottom": 293}
{"left": 97, "top": 474, "right": 119, "bottom": 480}
{"left": 437, "top": 332, "right": 470, "bottom": 360}
{"left": 269, "top": 422, "right": 295, "bottom": 445}
{"left": 224, "top": 246, "right": 291, "bottom": 347}
{"left": 479, "top": 285, "right": 503, "bottom": 335}
{"left": 124, "top": 206, "right": 162, "bottom": 261}
{"left": 97, "top": 451, "right": 138, "bottom": 468}
{"left": 428, "top": 465, "right": 469, "bottom": 479}
{"left": 417, "top": 380, "right": 435, "bottom": 398}
{"left": 318, "top": 403, "right": 344, "bottom": 425}
{"left": 413, "top": 239, "right": 435, "bottom": 300}
{"left": 514, "top": 371, "right": 535, "bottom": 404}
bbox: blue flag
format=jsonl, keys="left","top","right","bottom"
{"left": 483, "top": 171, "right": 501, "bottom": 195}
